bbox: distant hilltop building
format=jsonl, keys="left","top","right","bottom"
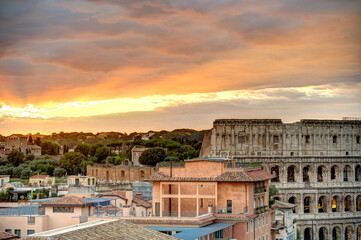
{"left": 200, "top": 118, "right": 361, "bottom": 240}
{"left": 3, "top": 134, "right": 41, "bottom": 157}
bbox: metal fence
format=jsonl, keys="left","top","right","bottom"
{"left": 0, "top": 205, "right": 39, "bottom": 216}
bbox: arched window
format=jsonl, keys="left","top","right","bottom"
{"left": 303, "top": 166, "right": 310, "bottom": 182}
{"left": 318, "top": 196, "right": 327, "bottom": 213}
{"left": 319, "top": 227, "right": 328, "bottom": 240}
{"left": 332, "top": 227, "right": 341, "bottom": 240}
{"left": 357, "top": 226, "right": 361, "bottom": 240}
{"left": 288, "top": 197, "right": 296, "bottom": 213}
{"left": 344, "top": 165, "right": 351, "bottom": 182}
{"left": 345, "top": 226, "right": 353, "bottom": 240}
{"left": 317, "top": 166, "right": 325, "bottom": 182}
{"left": 304, "top": 228, "right": 311, "bottom": 240}
{"left": 140, "top": 170, "right": 145, "bottom": 178}
{"left": 344, "top": 195, "right": 352, "bottom": 212}
{"left": 357, "top": 195, "right": 361, "bottom": 212}
{"left": 287, "top": 165, "right": 296, "bottom": 182}
{"left": 332, "top": 196, "right": 340, "bottom": 212}
{"left": 331, "top": 165, "right": 338, "bottom": 180}
{"left": 304, "top": 197, "right": 311, "bottom": 213}
{"left": 271, "top": 166, "right": 280, "bottom": 182}
{"left": 355, "top": 165, "right": 361, "bottom": 181}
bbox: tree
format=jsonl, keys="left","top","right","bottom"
{"left": 269, "top": 184, "right": 278, "bottom": 199}
{"left": 37, "top": 164, "right": 46, "bottom": 173}
{"left": 59, "top": 152, "right": 87, "bottom": 175}
{"left": 94, "top": 146, "right": 110, "bottom": 163}
{"left": 45, "top": 164, "right": 55, "bottom": 176}
{"left": 139, "top": 147, "right": 166, "bottom": 166}
{"left": 12, "top": 166, "right": 24, "bottom": 178}
{"left": 7, "top": 150, "right": 24, "bottom": 166}
{"left": 25, "top": 154, "right": 35, "bottom": 161}
{"left": 21, "top": 168, "right": 32, "bottom": 179}
{"left": 89, "top": 143, "right": 104, "bottom": 156}
{"left": 40, "top": 141, "right": 59, "bottom": 155}
{"left": 74, "top": 143, "right": 91, "bottom": 157}
{"left": 34, "top": 137, "right": 42, "bottom": 146}
{"left": 179, "top": 145, "right": 194, "bottom": 153}
{"left": 54, "top": 168, "right": 67, "bottom": 177}
{"left": 181, "top": 149, "right": 199, "bottom": 160}
{"left": 28, "top": 135, "right": 33, "bottom": 144}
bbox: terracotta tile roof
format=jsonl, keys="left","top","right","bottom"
{"left": 41, "top": 196, "right": 88, "bottom": 207}
{"left": 26, "top": 219, "right": 178, "bottom": 240}
{"left": 145, "top": 169, "right": 274, "bottom": 182}
{"left": 133, "top": 196, "right": 151, "bottom": 208}
{"left": 30, "top": 175, "right": 50, "bottom": 179}
{"left": 0, "top": 231, "right": 20, "bottom": 240}
{"left": 215, "top": 171, "right": 253, "bottom": 182}
{"left": 101, "top": 190, "right": 126, "bottom": 200}
{"left": 101, "top": 191, "right": 151, "bottom": 208}
{"left": 245, "top": 170, "right": 275, "bottom": 181}
{"left": 0, "top": 175, "right": 10, "bottom": 178}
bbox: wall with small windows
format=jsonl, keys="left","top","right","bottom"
{"left": 208, "top": 119, "right": 361, "bottom": 157}
{"left": 0, "top": 215, "right": 48, "bottom": 239}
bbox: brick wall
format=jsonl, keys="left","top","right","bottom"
{"left": 87, "top": 164, "right": 155, "bottom": 182}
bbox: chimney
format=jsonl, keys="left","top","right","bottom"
{"left": 125, "top": 189, "right": 133, "bottom": 204}
{"left": 123, "top": 205, "right": 130, "bottom": 217}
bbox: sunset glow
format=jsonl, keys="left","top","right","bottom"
{"left": 0, "top": 0, "right": 360, "bottom": 134}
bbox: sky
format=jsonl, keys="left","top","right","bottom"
{"left": 0, "top": 0, "right": 360, "bottom": 135}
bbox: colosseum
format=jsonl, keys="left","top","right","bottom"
{"left": 200, "top": 119, "right": 361, "bottom": 240}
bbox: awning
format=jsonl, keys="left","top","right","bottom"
{"left": 148, "top": 222, "right": 235, "bottom": 240}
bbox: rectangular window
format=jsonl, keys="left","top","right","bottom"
{"left": 266, "top": 235, "right": 268, "bottom": 240}
{"left": 246, "top": 222, "right": 249, "bottom": 233}
{"left": 266, "top": 214, "right": 268, "bottom": 225}
{"left": 215, "top": 230, "right": 223, "bottom": 238}
{"left": 254, "top": 199, "right": 256, "bottom": 208}
{"left": 261, "top": 197, "right": 264, "bottom": 206}
{"left": 273, "top": 136, "right": 279, "bottom": 144}
{"left": 333, "top": 135, "right": 337, "bottom": 143}
{"left": 27, "top": 230, "right": 35, "bottom": 235}
{"left": 53, "top": 207, "right": 74, "bottom": 213}
{"left": 251, "top": 220, "right": 253, "bottom": 232}
{"left": 5, "top": 229, "right": 11, "bottom": 233}
{"left": 227, "top": 200, "right": 232, "bottom": 213}
{"left": 357, "top": 136, "right": 360, "bottom": 144}
{"left": 263, "top": 216, "right": 264, "bottom": 226}
{"left": 201, "top": 198, "right": 204, "bottom": 208}
{"left": 259, "top": 218, "right": 261, "bottom": 228}
{"left": 15, "top": 229, "right": 21, "bottom": 237}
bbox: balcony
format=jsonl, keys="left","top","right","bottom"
{"left": 255, "top": 206, "right": 267, "bottom": 214}
{"left": 254, "top": 187, "right": 266, "bottom": 194}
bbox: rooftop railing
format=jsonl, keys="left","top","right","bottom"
{"left": 0, "top": 205, "right": 40, "bottom": 216}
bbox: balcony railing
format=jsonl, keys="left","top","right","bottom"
{"left": 255, "top": 206, "right": 267, "bottom": 214}
{"left": 254, "top": 187, "right": 266, "bottom": 194}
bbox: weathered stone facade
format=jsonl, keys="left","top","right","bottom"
{"left": 201, "top": 119, "right": 361, "bottom": 240}
{"left": 87, "top": 164, "right": 155, "bottom": 183}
